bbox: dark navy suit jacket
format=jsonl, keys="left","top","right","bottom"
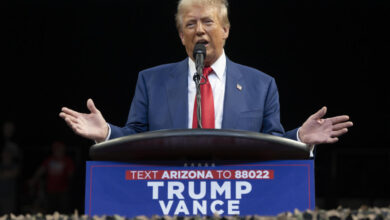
{"left": 109, "top": 58, "right": 299, "bottom": 140}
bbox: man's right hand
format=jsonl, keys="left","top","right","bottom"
{"left": 59, "top": 99, "right": 109, "bottom": 143}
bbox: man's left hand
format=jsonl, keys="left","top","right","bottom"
{"left": 299, "top": 106, "right": 353, "bottom": 145}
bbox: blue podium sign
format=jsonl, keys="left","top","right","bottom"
{"left": 85, "top": 160, "right": 314, "bottom": 217}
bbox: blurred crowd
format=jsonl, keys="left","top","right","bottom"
{"left": 0, "top": 121, "right": 83, "bottom": 215}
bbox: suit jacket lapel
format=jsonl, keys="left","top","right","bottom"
{"left": 165, "top": 59, "right": 189, "bottom": 129}
{"left": 222, "top": 58, "right": 245, "bottom": 129}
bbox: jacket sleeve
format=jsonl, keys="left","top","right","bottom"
{"left": 109, "top": 71, "right": 149, "bottom": 139}
{"left": 261, "top": 78, "right": 299, "bottom": 141}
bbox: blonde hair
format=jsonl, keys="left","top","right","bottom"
{"left": 175, "top": 0, "right": 230, "bottom": 31}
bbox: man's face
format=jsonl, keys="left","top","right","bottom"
{"left": 179, "top": 5, "right": 230, "bottom": 66}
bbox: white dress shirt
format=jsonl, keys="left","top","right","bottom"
{"left": 187, "top": 51, "right": 227, "bottom": 129}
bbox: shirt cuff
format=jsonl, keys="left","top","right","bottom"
{"left": 94, "top": 123, "right": 111, "bottom": 144}
{"left": 296, "top": 127, "right": 315, "bottom": 158}
{"left": 105, "top": 124, "right": 111, "bottom": 141}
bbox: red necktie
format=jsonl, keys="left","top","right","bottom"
{"left": 192, "top": 66, "right": 215, "bottom": 129}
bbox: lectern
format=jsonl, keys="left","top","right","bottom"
{"left": 85, "top": 129, "right": 314, "bottom": 217}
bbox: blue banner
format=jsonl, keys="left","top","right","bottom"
{"left": 85, "top": 160, "right": 315, "bottom": 217}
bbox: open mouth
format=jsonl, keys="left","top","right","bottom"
{"left": 197, "top": 39, "right": 209, "bottom": 47}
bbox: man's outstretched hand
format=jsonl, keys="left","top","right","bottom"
{"left": 299, "top": 106, "right": 353, "bottom": 145}
{"left": 59, "top": 99, "right": 109, "bottom": 143}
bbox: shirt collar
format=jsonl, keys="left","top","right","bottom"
{"left": 188, "top": 50, "right": 226, "bottom": 80}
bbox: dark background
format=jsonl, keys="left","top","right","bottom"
{"left": 2, "top": 0, "right": 390, "bottom": 214}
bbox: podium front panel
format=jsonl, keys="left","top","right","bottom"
{"left": 85, "top": 160, "right": 315, "bottom": 217}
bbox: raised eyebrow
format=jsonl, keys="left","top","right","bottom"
{"left": 184, "top": 17, "right": 213, "bottom": 26}
{"left": 201, "top": 15, "right": 214, "bottom": 20}
{"left": 184, "top": 18, "right": 197, "bottom": 25}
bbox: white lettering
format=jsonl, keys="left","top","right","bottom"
{"left": 174, "top": 200, "right": 190, "bottom": 215}
{"left": 205, "top": 171, "right": 213, "bottom": 179}
{"left": 216, "top": 170, "right": 223, "bottom": 178}
{"left": 130, "top": 171, "right": 137, "bottom": 179}
{"left": 188, "top": 171, "right": 196, "bottom": 179}
{"left": 210, "top": 200, "right": 224, "bottom": 215}
{"left": 236, "top": 181, "right": 252, "bottom": 199}
{"left": 147, "top": 182, "right": 164, "bottom": 199}
{"left": 171, "top": 171, "right": 178, "bottom": 179}
{"left": 144, "top": 171, "right": 151, "bottom": 179}
{"left": 181, "top": 171, "right": 188, "bottom": 179}
{"left": 222, "top": 171, "right": 231, "bottom": 178}
{"left": 188, "top": 181, "right": 206, "bottom": 199}
{"left": 228, "top": 200, "right": 240, "bottom": 215}
{"left": 162, "top": 171, "right": 169, "bottom": 179}
{"left": 211, "top": 181, "right": 231, "bottom": 199}
{"left": 198, "top": 171, "right": 205, "bottom": 179}
{"left": 159, "top": 200, "right": 173, "bottom": 215}
{"left": 168, "top": 182, "right": 184, "bottom": 199}
{"left": 193, "top": 200, "right": 207, "bottom": 215}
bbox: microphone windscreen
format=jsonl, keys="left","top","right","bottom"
{"left": 193, "top": 43, "right": 206, "bottom": 59}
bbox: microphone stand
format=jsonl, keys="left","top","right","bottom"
{"left": 193, "top": 54, "right": 204, "bottom": 129}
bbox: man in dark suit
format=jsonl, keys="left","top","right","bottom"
{"left": 59, "top": 0, "right": 352, "bottom": 149}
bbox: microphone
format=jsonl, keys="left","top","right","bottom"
{"left": 193, "top": 43, "right": 206, "bottom": 81}
{"left": 193, "top": 43, "right": 206, "bottom": 129}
